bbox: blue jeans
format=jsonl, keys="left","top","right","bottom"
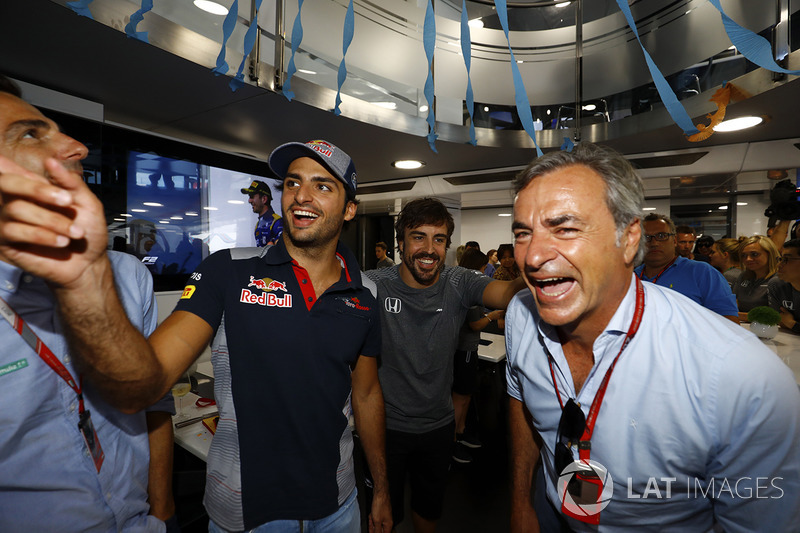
{"left": 208, "top": 489, "right": 360, "bottom": 533}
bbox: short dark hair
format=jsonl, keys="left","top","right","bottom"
{"left": 465, "top": 241, "right": 480, "bottom": 250}
{"left": 784, "top": 238, "right": 800, "bottom": 252}
{"left": 497, "top": 243, "right": 514, "bottom": 259}
{"left": 375, "top": 241, "right": 388, "bottom": 251}
{"left": 0, "top": 75, "right": 22, "bottom": 98}
{"left": 459, "top": 248, "right": 488, "bottom": 270}
{"left": 675, "top": 225, "right": 695, "bottom": 236}
{"left": 395, "top": 197, "right": 455, "bottom": 249}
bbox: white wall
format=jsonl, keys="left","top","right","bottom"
{"left": 460, "top": 208, "right": 516, "bottom": 253}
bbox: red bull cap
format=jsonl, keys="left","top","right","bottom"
{"left": 268, "top": 140, "right": 357, "bottom": 196}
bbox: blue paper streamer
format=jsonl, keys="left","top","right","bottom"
{"left": 229, "top": 0, "right": 264, "bottom": 91}
{"left": 283, "top": 0, "right": 305, "bottom": 101}
{"left": 124, "top": 0, "right": 154, "bottom": 43}
{"left": 615, "top": 0, "right": 699, "bottom": 136}
{"left": 423, "top": 0, "right": 438, "bottom": 152}
{"left": 212, "top": 0, "right": 239, "bottom": 76}
{"left": 561, "top": 137, "right": 575, "bottom": 152}
{"left": 461, "top": 0, "right": 477, "bottom": 146}
{"left": 333, "top": 0, "right": 355, "bottom": 115}
{"left": 708, "top": 0, "right": 800, "bottom": 75}
{"left": 493, "top": 0, "right": 542, "bottom": 156}
{"left": 66, "top": 0, "right": 94, "bottom": 19}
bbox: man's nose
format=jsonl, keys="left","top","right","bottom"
{"left": 55, "top": 132, "right": 88, "bottom": 162}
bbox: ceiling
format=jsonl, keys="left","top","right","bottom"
{"left": 2, "top": 0, "right": 800, "bottom": 212}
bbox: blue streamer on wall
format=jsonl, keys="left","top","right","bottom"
{"left": 423, "top": 0, "right": 438, "bottom": 152}
{"left": 229, "top": 0, "right": 264, "bottom": 91}
{"left": 124, "top": 0, "right": 154, "bottom": 43}
{"left": 66, "top": 0, "right": 94, "bottom": 19}
{"left": 461, "top": 0, "right": 477, "bottom": 146}
{"left": 283, "top": 0, "right": 305, "bottom": 101}
{"left": 333, "top": 0, "right": 355, "bottom": 116}
{"left": 615, "top": 0, "right": 699, "bottom": 136}
{"left": 708, "top": 0, "right": 800, "bottom": 75}
{"left": 493, "top": 0, "right": 542, "bottom": 157}
{"left": 212, "top": 0, "right": 239, "bottom": 76}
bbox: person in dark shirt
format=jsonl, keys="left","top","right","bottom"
{"left": 771, "top": 238, "right": 800, "bottom": 334}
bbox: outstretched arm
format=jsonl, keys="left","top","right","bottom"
{"left": 482, "top": 276, "right": 527, "bottom": 310}
{"left": 509, "top": 397, "right": 542, "bottom": 533}
{"left": 351, "top": 355, "right": 392, "bottom": 533}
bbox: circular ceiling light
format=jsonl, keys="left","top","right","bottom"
{"left": 713, "top": 116, "right": 764, "bottom": 132}
{"left": 392, "top": 160, "right": 425, "bottom": 170}
{"left": 468, "top": 18, "right": 484, "bottom": 29}
{"left": 194, "top": 0, "right": 229, "bottom": 15}
{"left": 582, "top": 104, "right": 596, "bottom": 111}
{"left": 419, "top": 105, "right": 429, "bottom": 113}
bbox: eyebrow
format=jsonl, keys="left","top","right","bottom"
{"left": 4, "top": 118, "right": 52, "bottom": 140}
{"left": 543, "top": 214, "right": 581, "bottom": 227}
{"left": 409, "top": 229, "right": 447, "bottom": 240}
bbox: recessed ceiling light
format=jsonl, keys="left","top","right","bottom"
{"left": 204, "top": 207, "right": 219, "bottom": 211}
{"left": 468, "top": 18, "right": 484, "bottom": 29}
{"left": 483, "top": 106, "right": 489, "bottom": 112}
{"left": 718, "top": 205, "right": 728, "bottom": 210}
{"left": 713, "top": 116, "right": 764, "bottom": 132}
{"left": 419, "top": 105, "right": 429, "bottom": 113}
{"left": 517, "top": 60, "right": 523, "bottom": 64}
{"left": 228, "top": 200, "right": 245, "bottom": 205}
{"left": 555, "top": 1, "right": 571, "bottom": 7}
{"left": 297, "top": 69, "right": 317, "bottom": 75}
{"left": 193, "top": 0, "right": 228, "bottom": 15}
{"left": 159, "top": 220, "right": 170, "bottom": 224}
{"left": 170, "top": 216, "right": 184, "bottom": 220}
{"left": 737, "top": 202, "right": 748, "bottom": 206}
{"left": 582, "top": 104, "right": 596, "bottom": 111}
{"left": 498, "top": 213, "right": 512, "bottom": 217}
{"left": 372, "top": 102, "right": 397, "bottom": 110}
{"left": 121, "top": 213, "right": 133, "bottom": 217}
{"left": 642, "top": 207, "right": 657, "bottom": 211}
{"left": 143, "top": 202, "right": 163, "bottom": 207}
{"left": 113, "top": 218, "right": 125, "bottom": 222}
{"left": 392, "top": 160, "right": 425, "bottom": 170}
{"left": 131, "top": 208, "right": 147, "bottom": 213}
{"left": 185, "top": 212, "right": 199, "bottom": 216}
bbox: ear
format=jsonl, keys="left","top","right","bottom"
{"left": 343, "top": 201, "right": 357, "bottom": 222}
{"left": 622, "top": 218, "right": 642, "bottom": 265}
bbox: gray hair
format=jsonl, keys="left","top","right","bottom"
{"left": 643, "top": 213, "right": 677, "bottom": 235}
{"left": 513, "top": 143, "right": 645, "bottom": 264}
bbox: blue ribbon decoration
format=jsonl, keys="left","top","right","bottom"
{"left": 212, "top": 0, "right": 239, "bottom": 76}
{"left": 561, "top": 137, "right": 575, "bottom": 152}
{"left": 283, "top": 0, "right": 305, "bottom": 101}
{"left": 423, "top": 0, "right": 438, "bottom": 152}
{"left": 707, "top": 0, "right": 800, "bottom": 75}
{"left": 124, "top": 0, "right": 154, "bottom": 43}
{"left": 229, "top": 0, "right": 264, "bottom": 91}
{"left": 66, "top": 0, "right": 94, "bottom": 19}
{"left": 333, "top": 0, "right": 355, "bottom": 115}
{"left": 615, "top": 0, "right": 699, "bottom": 136}
{"left": 494, "top": 0, "right": 542, "bottom": 156}
{"left": 461, "top": 0, "right": 477, "bottom": 146}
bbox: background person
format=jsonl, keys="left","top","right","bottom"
{"left": 732, "top": 235, "right": 782, "bottom": 320}
{"left": 708, "top": 237, "right": 743, "bottom": 288}
{"left": 485, "top": 248, "right": 498, "bottom": 278}
{"left": 770, "top": 238, "right": 800, "bottom": 333}
{"left": 375, "top": 241, "right": 394, "bottom": 269}
{"left": 693, "top": 234, "right": 714, "bottom": 263}
{"left": 675, "top": 225, "right": 697, "bottom": 259}
{"left": 492, "top": 243, "right": 520, "bottom": 280}
{"left": 241, "top": 179, "right": 282, "bottom": 247}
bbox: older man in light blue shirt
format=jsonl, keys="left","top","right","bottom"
{"left": 505, "top": 143, "right": 800, "bottom": 532}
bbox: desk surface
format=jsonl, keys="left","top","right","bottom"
{"left": 173, "top": 390, "right": 216, "bottom": 462}
{"left": 479, "top": 332, "right": 506, "bottom": 363}
{"left": 743, "top": 323, "right": 800, "bottom": 385}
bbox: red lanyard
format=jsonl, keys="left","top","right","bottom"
{"left": 548, "top": 277, "right": 645, "bottom": 461}
{"left": 637, "top": 255, "right": 677, "bottom": 284}
{"left": 0, "top": 295, "right": 86, "bottom": 414}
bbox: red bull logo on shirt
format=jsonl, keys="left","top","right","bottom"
{"left": 242, "top": 276, "right": 291, "bottom": 307}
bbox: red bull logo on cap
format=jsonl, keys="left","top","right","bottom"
{"left": 307, "top": 140, "right": 333, "bottom": 158}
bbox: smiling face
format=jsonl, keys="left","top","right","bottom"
{"left": 499, "top": 249, "right": 515, "bottom": 270}
{"left": 280, "top": 157, "right": 355, "bottom": 249}
{"left": 248, "top": 192, "right": 270, "bottom": 215}
{"left": 0, "top": 92, "right": 88, "bottom": 178}
{"left": 398, "top": 223, "right": 448, "bottom": 288}
{"left": 643, "top": 219, "right": 677, "bottom": 270}
{"left": 512, "top": 164, "right": 640, "bottom": 337}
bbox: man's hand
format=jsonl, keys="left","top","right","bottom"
{"left": 779, "top": 307, "right": 797, "bottom": 331}
{"left": 0, "top": 155, "right": 108, "bottom": 287}
{"left": 368, "top": 490, "right": 393, "bottom": 533}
